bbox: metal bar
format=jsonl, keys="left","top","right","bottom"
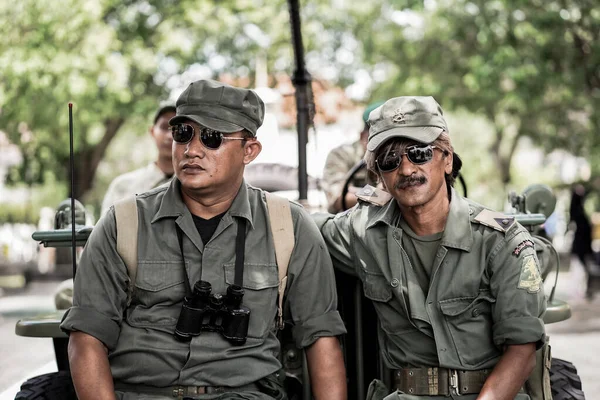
{"left": 302, "top": 349, "right": 311, "bottom": 399}
{"left": 68, "top": 102, "right": 77, "bottom": 278}
{"left": 287, "top": 0, "right": 310, "bottom": 201}
{"left": 354, "top": 280, "right": 365, "bottom": 399}
{"left": 53, "top": 337, "right": 70, "bottom": 371}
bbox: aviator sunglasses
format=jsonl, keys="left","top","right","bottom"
{"left": 376, "top": 144, "right": 440, "bottom": 172}
{"left": 171, "top": 124, "right": 248, "bottom": 149}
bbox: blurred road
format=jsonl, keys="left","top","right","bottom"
{"left": 0, "top": 281, "right": 59, "bottom": 400}
{"left": 0, "top": 262, "right": 599, "bottom": 399}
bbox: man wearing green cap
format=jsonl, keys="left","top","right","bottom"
{"left": 62, "top": 79, "right": 347, "bottom": 400}
{"left": 321, "top": 102, "right": 383, "bottom": 213}
{"left": 315, "top": 96, "right": 546, "bottom": 399}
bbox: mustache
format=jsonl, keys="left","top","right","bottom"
{"left": 395, "top": 175, "right": 427, "bottom": 189}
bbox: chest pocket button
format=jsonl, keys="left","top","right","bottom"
{"left": 390, "top": 278, "right": 399, "bottom": 288}
{"left": 472, "top": 308, "right": 481, "bottom": 317}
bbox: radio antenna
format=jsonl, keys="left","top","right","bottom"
{"left": 69, "top": 103, "right": 77, "bottom": 278}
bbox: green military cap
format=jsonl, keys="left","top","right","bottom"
{"left": 362, "top": 101, "right": 385, "bottom": 125}
{"left": 366, "top": 96, "right": 449, "bottom": 152}
{"left": 170, "top": 79, "right": 265, "bottom": 136}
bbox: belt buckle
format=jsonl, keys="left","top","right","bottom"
{"left": 449, "top": 369, "right": 461, "bottom": 396}
{"left": 173, "top": 386, "right": 208, "bottom": 398}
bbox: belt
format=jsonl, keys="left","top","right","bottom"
{"left": 393, "top": 367, "right": 491, "bottom": 396}
{"left": 114, "top": 381, "right": 260, "bottom": 398}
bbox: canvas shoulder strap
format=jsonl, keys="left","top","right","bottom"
{"left": 113, "top": 191, "right": 294, "bottom": 323}
{"left": 113, "top": 195, "right": 139, "bottom": 306}
{"left": 265, "top": 192, "right": 295, "bottom": 329}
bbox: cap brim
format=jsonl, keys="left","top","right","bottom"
{"left": 367, "top": 126, "right": 443, "bottom": 152}
{"left": 169, "top": 114, "right": 245, "bottom": 134}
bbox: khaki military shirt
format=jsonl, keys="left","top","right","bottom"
{"left": 315, "top": 188, "right": 546, "bottom": 370}
{"left": 101, "top": 162, "right": 172, "bottom": 216}
{"left": 321, "top": 139, "right": 368, "bottom": 213}
{"left": 62, "top": 179, "right": 345, "bottom": 387}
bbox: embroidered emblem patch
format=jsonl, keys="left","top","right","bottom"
{"left": 517, "top": 254, "right": 542, "bottom": 293}
{"left": 513, "top": 240, "right": 535, "bottom": 257}
{"left": 392, "top": 109, "right": 406, "bottom": 124}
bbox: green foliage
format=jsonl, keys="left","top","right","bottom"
{"left": 0, "top": 203, "right": 38, "bottom": 225}
{"left": 360, "top": 0, "right": 600, "bottom": 184}
{"left": 1, "top": 0, "right": 598, "bottom": 204}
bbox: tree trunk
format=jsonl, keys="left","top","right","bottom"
{"left": 489, "top": 122, "right": 522, "bottom": 189}
{"left": 70, "top": 118, "right": 125, "bottom": 200}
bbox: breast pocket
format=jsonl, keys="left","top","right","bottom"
{"left": 223, "top": 263, "right": 279, "bottom": 339}
{"left": 362, "top": 271, "right": 393, "bottom": 302}
{"left": 127, "top": 261, "right": 186, "bottom": 334}
{"left": 439, "top": 292, "right": 500, "bottom": 367}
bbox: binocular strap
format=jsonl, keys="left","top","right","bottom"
{"left": 176, "top": 219, "right": 247, "bottom": 296}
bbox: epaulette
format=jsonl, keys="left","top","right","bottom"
{"left": 355, "top": 184, "right": 393, "bottom": 206}
{"left": 473, "top": 209, "right": 515, "bottom": 233}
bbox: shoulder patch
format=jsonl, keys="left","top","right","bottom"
{"left": 473, "top": 209, "right": 515, "bottom": 233}
{"left": 513, "top": 240, "right": 535, "bottom": 257}
{"left": 355, "top": 184, "right": 393, "bottom": 206}
{"left": 517, "top": 254, "right": 542, "bottom": 293}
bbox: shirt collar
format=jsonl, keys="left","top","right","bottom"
{"left": 366, "top": 197, "right": 400, "bottom": 229}
{"left": 439, "top": 187, "right": 473, "bottom": 251}
{"left": 152, "top": 178, "right": 254, "bottom": 229}
{"left": 365, "top": 187, "right": 473, "bottom": 251}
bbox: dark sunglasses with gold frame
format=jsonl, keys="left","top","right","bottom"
{"left": 171, "top": 124, "right": 251, "bottom": 150}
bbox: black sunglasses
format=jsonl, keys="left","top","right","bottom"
{"left": 376, "top": 144, "right": 439, "bottom": 172}
{"left": 171, "top": 124, "right": 247, "bottom": 149}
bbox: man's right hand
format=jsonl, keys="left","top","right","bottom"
{"left": 68, "top": 331, "right": 117, "bottom": 400}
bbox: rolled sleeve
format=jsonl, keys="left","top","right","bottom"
{"left": 59, "top": 208, "right": 129, "bottom": 350}
{"left": 286, "top": 207, "right": 347, "bottom": 349}
{"left": 493, "top": 316, "right": 545, "bottom": 350}
{"left": 292, "top": 310, "right": 347, "bottom": 348}
{"left": 489, "top": 228, "right": 546, "bottom": 350}
{"left": 60, "top": 306, "right": 121, "bottom": 349}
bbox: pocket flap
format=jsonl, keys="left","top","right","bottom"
{"left": 439, "top": 294, "right": 496, "bottom": 317}
{"left": 224, "top": 263, "right": 279, "bottom": 290}
{"left": 363, "top": 274, "right": 393, "bottom": 302}
{"left": 136, "top": 261, "right": 185, "bottom": 292}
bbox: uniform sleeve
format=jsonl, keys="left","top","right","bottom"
{"left": 285, "top": 207, "right": 347, "bottom": 348}
{"left": 312, "top": 210, "right": 357, "bottom": 276}
{"left": 101, "top": 178, "right": 125, "bottom": 216}
{"left": 488, "top": 227, "right": 547, "bottom": 350}
{"left": 60, "top": 208, "right": 129, "bottom": 350}
{"left": 321, "top": 147, "right": 352, "bottom": 212}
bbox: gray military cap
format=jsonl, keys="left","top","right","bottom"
{"left": 170, "top": 79, "right": 265, "bottom": 136}
{"left": 367, "top": 96, "right": 449, "bottom": 152}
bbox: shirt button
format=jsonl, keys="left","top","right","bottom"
{"left": 393, "top": 231, "right": 400, "bottom": 240}
{"left": 472, "top": 308, "right": 481, "bottom": 317}
{"left": 391, "top": 278, "right": 399, "bottom": 288}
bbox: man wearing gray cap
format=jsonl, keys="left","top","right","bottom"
{"left": 62, "top": 80, "right": 347, "bottom": 400}
{"left": 315, "top": 96, "right": 546, "bottom": 399}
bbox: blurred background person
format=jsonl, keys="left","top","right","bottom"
{"left": 569, "top": 183, "right": 595, "bottom": 300}
{"left": 321, "top": 102, "right": 383, "bottom": 213}
{"left": 100, "top": 105, "right": 176, "bottom": 215}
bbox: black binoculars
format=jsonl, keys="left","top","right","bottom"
{"left": 174, "top": 280, "right": 251, "bottom": 345}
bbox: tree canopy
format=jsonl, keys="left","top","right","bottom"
{"left": 1, "top": 0, "right": 598, "bottom": 207}
{"left": 359, "top": 0, "right": 600, "bottom": 184}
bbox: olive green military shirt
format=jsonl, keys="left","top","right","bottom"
{"left": 315, "top": 188, "right": 546, "bottom": 370}
{"left": 61, "top": 178, "right": 346, "bottom": 387}
{"left": 101, "top": 162, "right": 172, "bottom": 216}
{"left": 321, "top": 139, "right": 368, "bottom": 213}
